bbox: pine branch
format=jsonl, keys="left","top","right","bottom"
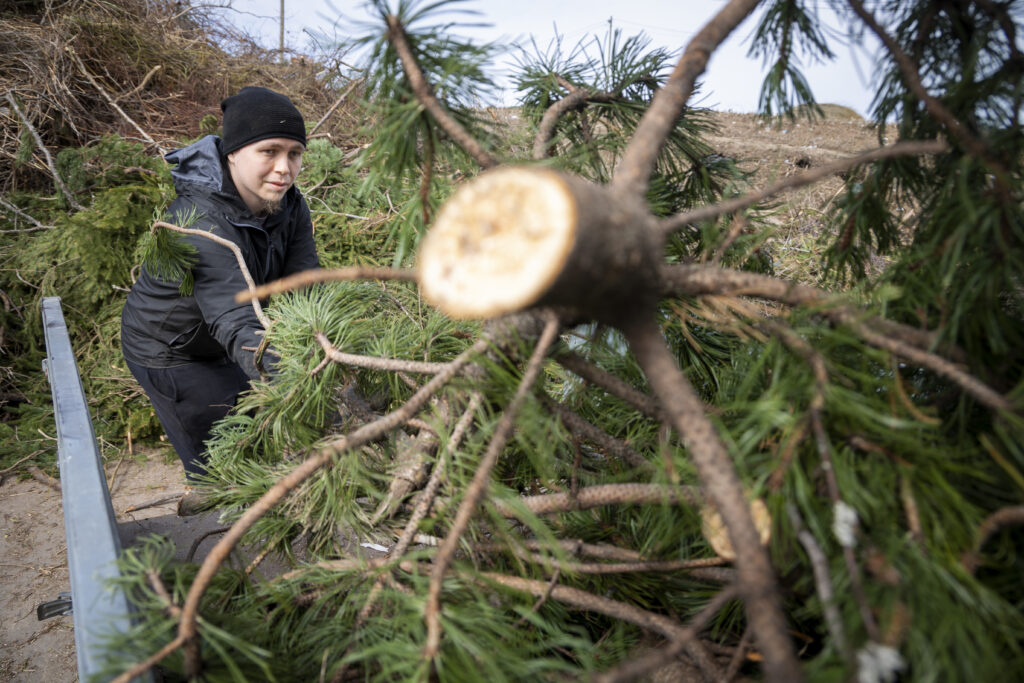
{"left": 4, "top": 91, "right": 84, "bottom": 211}
{"left": 962, "top": 505, "right": 1024, "bottom": 574}
{"left": 315, "top": 331, "right": 449, "bottom": 374}
{"left": 592, "top": 584, "right": 741, "bottom": 683}
{"left": 846, "top": 0, "right": 1008, "bottom": 180}
{"left": 424, "top": 312, "right": 560, "bottom": 660}
{"left": 541, "top": 396, "right": 652, "bottom": 470}
{"left": 236, "top": 266, "right": 417, "bottom": 302}
{"left": 171, "top": 335, "right": 492, "bottom": 679}
{"left": 556, "top": 349, "right": 667, "bottom": 422}
{"left": 613, "top": 0, "right": 762, "bottom": 195}
{"left": 658, "top": 140, "right": 949, "bottom": 236}
{"left": 492, "top": 482, "right": 699, "bottom": 517}
{"left": 624, "top": 312, "right": 802, "bottom": 682}
{"left": 532, "top": 79, "right": 617, "bottom": 160}
{"left": 482, "top": 571, "right": 738, "bottom": 678}
{"left": 787, "top": 505, "right": 851, "bottom": 661}
{"left": 385, "top": 14, "right": 498, "bottom": 170}
{"left": 154, "top": 221, "right": 270, "bottom": 329}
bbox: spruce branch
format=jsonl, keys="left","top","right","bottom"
{"left": 145, "top": 569, "right": 183, "bottom": 620}
{"left": 658, "top": 140, "right": 949, "bottom": 236}
{"left": 315, "top": 330, "right": 449, "bottom": 375}
{"left": 613, "top": 0, "right": 761, "bottom": 195}
{"left": 4, "top": 91, "right": 84, "bottom": 211}
{"left": 172, "top": 335, "right": 492, "bottom": 679}
{"left": 624, "top": 312, "right": 802, "bottom": 682}
{"left": 0, "top": 196, "right": 53, "bottom": 232}
{"left": 153, "top": 221, "right": 271, "bottom": 329}
{"left": 236, "top": 266, "right": 417, "bottom": 302}
{"left": 385, "top": 14, "right": 498, "bottom": 170}
{"left": 424, "top": 312, "right": 560, "bottom": 660}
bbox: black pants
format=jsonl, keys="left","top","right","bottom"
{"left": 125, "top": 358, "right": 250, "bottom": 481}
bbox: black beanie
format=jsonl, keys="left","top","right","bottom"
{"left": 220, "top": 86, "right": 306, "bottom": 156}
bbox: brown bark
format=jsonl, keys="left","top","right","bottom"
{"left": 418, "top": 166, "right": 661, "bottom": 320}
{"left": 624, "top": 313, "right": 802, "bottom": 682}
{"left": 613, "top": 0, "right": 762, "bottom": 195}
{"left": 386, "top": 15, "right": 498, "bottom": 170}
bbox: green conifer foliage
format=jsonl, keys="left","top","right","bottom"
{"left": 50, "top": 1, "right": 1024, "bottom": 681}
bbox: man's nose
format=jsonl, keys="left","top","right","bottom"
{"left": 273, "top": 154, "right": 291, "bottom": 176}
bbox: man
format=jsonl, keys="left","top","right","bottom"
{"left": 121, "top": 86, "right": 319, "bottom": 488}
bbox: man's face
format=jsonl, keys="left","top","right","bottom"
{"left": 227, "top": 138, "right": 305, "bottom": 216}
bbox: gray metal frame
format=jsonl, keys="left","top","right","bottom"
{"left": 41, "top": 297, "right": 145, "bottom": 680}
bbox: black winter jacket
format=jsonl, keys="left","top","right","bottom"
{"left": 121, "top": 135, "right": 319, "bottom": 379}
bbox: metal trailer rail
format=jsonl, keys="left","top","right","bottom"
{"left": 39, "top": 296, "right": 151, "bottom": 682}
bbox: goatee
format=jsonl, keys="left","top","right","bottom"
{"left": 257, "top": 197, "right": 282, "bottom": 216}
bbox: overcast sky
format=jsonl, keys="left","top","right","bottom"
{"left": 232, "top": 0, "right": 882, "bottom": 117}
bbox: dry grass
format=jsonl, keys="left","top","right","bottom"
{"left": 704, "top": 108, "right": 885, "bottom": 282}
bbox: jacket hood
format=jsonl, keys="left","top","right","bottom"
{"left": 165, "top": 135, "right": 226, "bottom": 197}
{"left": 164, "top": 135, "right": 303, "bottom": 228}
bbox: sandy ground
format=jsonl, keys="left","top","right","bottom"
{"left": 0, "top": 452, "right": 185, "bottom": 682}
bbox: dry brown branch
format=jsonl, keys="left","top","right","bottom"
{"left": 28, "top": 466, "right": 61, "bottom": 492}
{"left": 236, "top": 266, "right": 417, "bottom": 302}
{"left": 4, "top": 91, "right": 84, "bottom": 211}
{"left": 519, "top": 552, "right": 728, "bottom": 576}
{"left": 423, "top": 312, "right": 560, "bottom": 659}
{"left": 659, "top": 140, "right": 948, "bottom": 235}
{"left": 962, "top": 505, "right": 1024, "bottom": 574}
{"left": 492, "top": 482, "right": 699, "bottom": 517}
{"left": 473, "top": 538, "right": 644, "bottom": 563}
{"left": 385, "top": 15, "right": 497, "bottom": 170}
{"left": 624, "top": 313, "right": 802, "bottom": 682}
{"left": 846, "top": 0, "right": 1006, "bottom": 179}
{"left": 65, "top": 47, "right": 167, "bottom": 156}
{"left": 613, "top": 0, "right": 761, "bottom": 195}
{"left": 309, "top": 77, "right": 364, "bottom": 137}
{"left": 115, "top": 64, "right": 162, "bottom": 102}
{"left": 0, "top": 196, "right": 52, "bottom": 231}
{"left": 172, "top": 336, "right": 491, "bottom": 679}
{"left": 314, "top": 331, "right": 448, "bottom": 375}
{"left": 661, "top": 264, "right": 980, "bottom": 367}
{"left": 154, "top": 221, "right": 270, "bottom": 329}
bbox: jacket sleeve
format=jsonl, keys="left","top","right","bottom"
{"left": 281, "top": 195, "right": 320, "bottom": 277}
{"left": 186, "top": 222, "right": 269, "bottom": 381}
